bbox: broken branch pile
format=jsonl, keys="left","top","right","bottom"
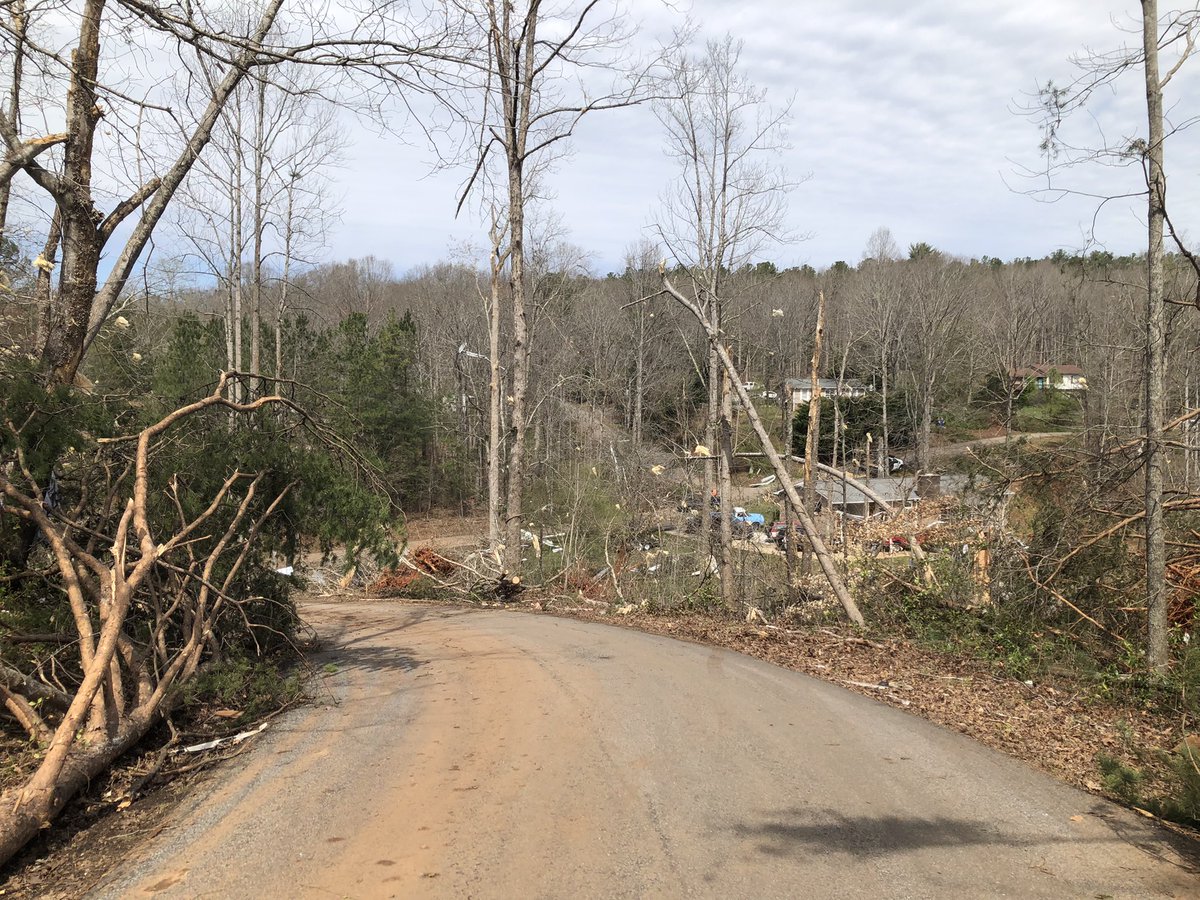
{"left": 368, "top": 547, "right": 458, "bottom": 596}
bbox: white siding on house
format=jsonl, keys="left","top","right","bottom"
{"left": 786, "top": 378, "right": 871, "bottom": 406}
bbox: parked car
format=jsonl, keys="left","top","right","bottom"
{"left": 760, "top": 390, "right": 778, "bottom": 400}
{"left": 732, "top": 506, "right": 766, "bottom": 529}
{"left": 769, "top": 520, "right": 800, "bottom": 550}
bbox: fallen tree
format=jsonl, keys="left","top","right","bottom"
{"left": 0, "top": 373, "right": 309, "bottom": 866}
{"left": 804, "top": 459, "right": 934, "bottom": 581}
{"left": 659, "top": 272, "right": 864, "bottom": 626}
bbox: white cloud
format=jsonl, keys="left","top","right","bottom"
{"left": 324, "top": 1, "right": 1200, "bottom": 271}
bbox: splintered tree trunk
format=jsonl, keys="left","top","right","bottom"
{"left": 700, "top": 325, "right": 718, "bottom": 562}
{"left": 662, "top": 275, "right": 862, "bottom": 625}
{"left": 802, "top": 291, "right": 825, "bottom": 574}
{"left": 1142, "top": 0, "right": 1168, "bottom": 672}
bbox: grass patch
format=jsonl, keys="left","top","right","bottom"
{"left": 184, "top": 655, "right": 305, "bottom": 722}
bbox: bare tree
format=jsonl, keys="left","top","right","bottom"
{"left": 0, "top": 0, "right": 453, "bottom": 388}
{"left": 3, "top": 0, "right": 291, "bottom": 386}
{"left": 176, "top": 61, "right": 343, "bottom": 394}
{"left": 622, "top": 239, "right": 672, "bottom": 446}
{"left": 442, "top": 0, "right": 668, "bottom": 575}
{"left": 1034, "top": 2, "right": 1200, "bottom": 670}
{"left": 654, "top": 35, "right": 794, "bottom": 605}
{"left": 1141, "top": 0, "right": 1172, "bottom": 671}
{"left": 982, "top": 264, "right": 1044, "bottom": 439}
{"left": 855, "top": 227, "right": 905, "bottom": 471}
{"left": 900, "top": 254, "right": 967, "bottom": 472}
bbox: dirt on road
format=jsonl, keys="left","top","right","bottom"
{"left": 93, "top": 599, "right": 1198, "bottom": 899}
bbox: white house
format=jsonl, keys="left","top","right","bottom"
{"left": 784, "top": 377, "right": 871, "bottom": 406}
{"left": 1010, "top": 364, "right": 1087, "bottom": 392}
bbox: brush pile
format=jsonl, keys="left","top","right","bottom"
{"left": 368, "top": 548, "right": 458, "bottom": 596}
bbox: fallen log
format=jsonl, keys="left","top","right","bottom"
{"left": 0, "top": 661, "right": 72, "bottom": 710}
{"left": 497, "top": 572, "right": 525, "bottom": 601}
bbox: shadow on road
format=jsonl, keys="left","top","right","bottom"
{"left": 322, "top": 642, "right": 425, "bottom": 676}
{"left": 732, "top": 807, "right": 1165, "bottom": 861}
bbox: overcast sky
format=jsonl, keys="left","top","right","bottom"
{"left": 325, "top": 1, "right": 1200, "bottom": 275}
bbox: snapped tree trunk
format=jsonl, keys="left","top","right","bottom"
{"left": 718, "top": 365, "right": 735, "bottom": 605}
{"left": 700, "top": 311, "right": 718, "bottom": 564}
{"left": 661, "top": 273, "right": 863, "bottom": 625}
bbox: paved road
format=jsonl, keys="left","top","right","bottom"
{"left": 96, "top": 602, "right": 1197, "bottom": 899}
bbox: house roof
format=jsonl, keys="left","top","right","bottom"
{"left": 1011, "top": 364, "right": 1084, "bottom": 378}
{"left": 784, "top": 377, "right": 868, "bottom": 391}
{"left": 776, "top": 477, "right": 918, "bottom": 507}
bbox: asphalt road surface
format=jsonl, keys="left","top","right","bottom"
{"left": 95, "top": 601, "right": 1198, "bottom": 899}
